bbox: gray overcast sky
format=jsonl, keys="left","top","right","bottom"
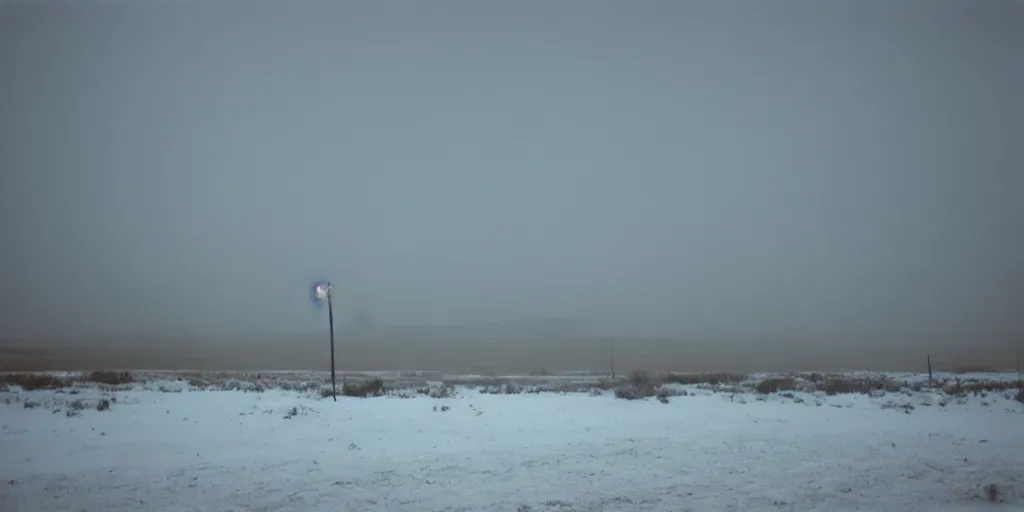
{"left": 1, "top": 0, "right": 1021, "bottom": 341}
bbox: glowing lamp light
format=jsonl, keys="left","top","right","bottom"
{"left": 314, "top": 281, "right": 331, "bottom": 301}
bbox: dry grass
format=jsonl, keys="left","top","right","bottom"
{"left": 340, "top": 377, "right": 386, "bottom": 398}
{"left": 749, "top": 374, "right": 907, "bottom": 396}
{"left": 0, "top": 373, "right": 73, "bottom": 391}
{"left": 949, "top": 366, "right": 1000, "bottom": 374}
{"left": 947, "top": 378, "right": 1020, "bottom": 396}
{"left": 820, "top": 375, "right": 902, "bottom": 395}
{"left": 755, "top": 377, "right": 799, "bottom": 394}
{"left": 613, "top": 371, "right": 658, "bottom": 400}
{"left": 2, "top": 369, "right": 1019, "bottom": 407}
{"left": 663, "top": 372, "right": 748, "bottom": 386}
{"left": 87, "top": 370, "right": 134, "bottom": 386}
{"left": 0, "top": 371, "right": 136, "bottom": 390}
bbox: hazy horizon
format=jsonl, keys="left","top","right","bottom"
{"left": 1, "top": 0, "right": 1021, "bottom": 350}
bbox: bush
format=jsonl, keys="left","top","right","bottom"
{"left": 958, "top": 380, "right": 1017, "bottom": 395}
{"left": 96, "top": 398, "right": 111, "bottom": 411}
{"left": 755, "top": 377, "right": 797, "bottom": 394}
{"left": 820, "top": 376, "right": 901, "bottom": 396}
{"left": 341, "top": 378, "right": 386, "bottom": 398}
{"left": 417, "top": 385, "right": 456, "bottom": 398}
{"left": 663, "top": 372, "right": 748, "bottom": 386}
{"left": 630, "top": 370, "right": 653, "bottom": 387}
{"left": 0, "top": 373, "right": 71, "bottom": 391}
{"left": 614, "top": 384, "right": 656, "bottom": 400}
{"left": 87, "top": 371, "right": 134, "bottom": 386}
{"left": 614, "top": 371, "right": 657, "bottom": 400}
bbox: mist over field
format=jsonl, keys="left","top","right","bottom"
{"left": 0, "top": 0, "right": 1021, "bottom": 372}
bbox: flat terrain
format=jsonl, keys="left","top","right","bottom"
{"left": 0, "top": 336, "right": 1017, "bottom": 374}
{"left": 1, "top": 371, "right": 1022, "bottom": 511}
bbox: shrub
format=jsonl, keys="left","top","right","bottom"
{"left": 96, "top": 398, "right": 111, "bottom": 411}
{"left": 820, "top": 376, "right": 902, "bottom": 396}
{"left": 0, "top": 373, "right": 71, "bottom": 391}
{"left": 420, "top": 385, "right": 456, "bottom": 399}
{"left": 755, "top": 377, "right": 797, "bottom": 394}
{"left": 341, "top": 378, "right": 386, "bottom": 398}
{"left": 614, "top": 371, "right": 658, "bottom": 400}
{"left": 279, "top": 381, "right": 321, "bottom": 393}
{"left": 614, "top": 385, "right": 655, "bottom": 400}
{"left": 663, "top": 372, "right": 748, "bottom": 386}
{"left": 630, "top": 370, "right": 653, "bottom": 387}
{"left": 960, "top": 380, "right": 1017, "bottom": 395}
{"left": 87, "top": 371, "right": 134, "bottom": 386}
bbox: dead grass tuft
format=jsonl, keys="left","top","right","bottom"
{"left": 656, "top": 389, "right": 671, "bottom": 403}
{"left": 65, "top": 399, "right": 86, "bottom": 417}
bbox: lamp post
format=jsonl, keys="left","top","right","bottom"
{"left": 313, "top": 281, "right": 337, "bottom": 401}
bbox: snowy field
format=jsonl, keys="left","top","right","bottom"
{"left": 1, "top": 371, "right": 1023, "bottom": 512}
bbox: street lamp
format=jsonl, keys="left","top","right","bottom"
{"left": 313, "top": 281, "right": 337, "bottom": 401}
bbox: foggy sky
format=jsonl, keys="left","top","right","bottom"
{"left": 1, "top": 0, "right": 1021, "bottom": 342}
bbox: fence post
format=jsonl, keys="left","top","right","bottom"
{"left": 927, "top": 355, "right": 933, "bottom": 387}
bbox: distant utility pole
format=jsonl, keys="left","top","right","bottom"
{"left": 609, "top": 335, "right": 616, "bottom": 379}
{"left": 1017, "top": 350, "right": 1021, "bottom": 391}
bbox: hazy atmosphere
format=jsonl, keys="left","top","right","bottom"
{"left": 1, "top": 0, "right": 1021, "bottom": 371}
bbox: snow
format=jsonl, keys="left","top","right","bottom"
{"left": 2, "top": 378, "right": 1023, "bottom": 512}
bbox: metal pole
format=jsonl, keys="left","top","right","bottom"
{"left": 1017, "top": 350, "right": 1021, "bottom": 391}
{"left": 328, "top": 288, "right": 337, "bottom": 401}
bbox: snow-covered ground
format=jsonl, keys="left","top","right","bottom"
{"left": 2, "top": 374, "right": 1023, "bottom": 512}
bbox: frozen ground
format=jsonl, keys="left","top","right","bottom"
{"left": 1, "top": 372, "right": 1023, "bottom": 512}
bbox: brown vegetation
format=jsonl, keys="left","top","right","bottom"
{"left": 0, "top": 371, "right": 135, "bottom": 390}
